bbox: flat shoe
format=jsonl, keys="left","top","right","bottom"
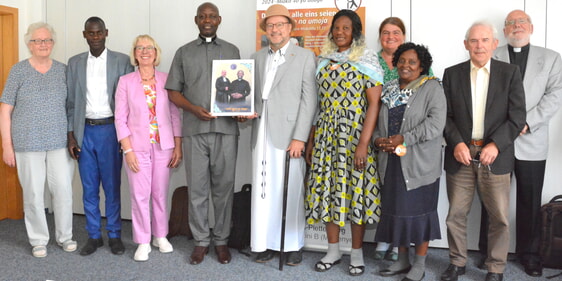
{"left": 80, "top": 238, "right": 103, "bottom": 256}
{"left": 134, "top": 244, "right": 151, "bottom": 262}
{"left": 385, "top": 250, "right": 398, "bottom": 261}
{"left": 315, "top": 259, "right": 341, "bottom": 272}
{"left": 380, "top": 266, "right": 412, "bottom": 277}
{"left": 189, "top": 246, "right": 209, "bottom": 265}
{"left": 374, "top": 250, "right": 386, "bottom": 260}
{"left": 152, "top": 237, "right": 173, "bottom": 253}
{"left": 349, "top": 265, "right": 365, "bottom": 276}
{"left": 285, "top": 250, "right": 303, "bottom": 266}
{"left": 57, "top": 239, "right": 77, "bottom": 252}
{"left": 215, "top": 245, "right": 231, "bottom": 264}
{"left": 32, "top": 245, "right": 47, "bottom": 258}
{"left": 108, "top": 238, "right": 125, "bottom": 255}
{"left": 255, "top": 250, "right": 276, "bottom": 263}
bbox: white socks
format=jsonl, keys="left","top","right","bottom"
{"left": 320, "top": 242, "right": 342, "bottom": 263}
{"left": 350, "top": 248, "right": 364, "bottom": 267}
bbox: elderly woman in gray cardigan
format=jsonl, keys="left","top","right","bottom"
{"left": 372, "top": 42, "right": 446, "bottom": 281}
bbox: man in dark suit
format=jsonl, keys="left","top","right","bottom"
{"left": 476, "top": 10, "right": 562, "bottom": 277}
{"left": 229, "top": 70, "right": 251, "bottom": 105}
{"left": 67, "top": 16, "right": 134, "bottom": 256}
{"left": 440, "top": 21, "right": 526, "bottom": 281}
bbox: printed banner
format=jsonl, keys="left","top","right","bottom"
{"left": 256, "top": 0, "right": 365, "bottom": 55}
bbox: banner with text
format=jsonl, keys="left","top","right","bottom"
{"left": 256, "top": 0, "right": 365, "bottom": 55}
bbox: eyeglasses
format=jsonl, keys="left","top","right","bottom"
{"left": 135, "top": 46, "right": 155, "bottom": 51}
{"left": 505, "top": 18, "right": 530, "bottom": 26}
{"left": 265, "top": 22, "right": 290, "bottom": 30}
{"left": 29, "top": 39, "right": 54, "bottom": 45}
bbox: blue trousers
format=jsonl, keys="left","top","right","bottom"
{"left": 79, "top": 123, "right": 122, "bottom": 239}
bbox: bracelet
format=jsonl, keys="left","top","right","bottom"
{"left": 123, "top": 148, "right": 133, "bottom": 155}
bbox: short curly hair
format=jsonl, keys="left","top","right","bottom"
{"left": 392, "top": 42, "right": 433, "bottom": 76}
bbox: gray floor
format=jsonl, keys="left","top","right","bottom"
{"left": 0, "top": 214, "right": 560, "bottom": 281}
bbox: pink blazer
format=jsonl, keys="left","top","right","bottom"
{"left": 115, "top": 70, "right": 181, "bottom": 152}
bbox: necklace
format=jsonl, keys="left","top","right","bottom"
{"left": 141, "top": 74, "right": 154, "bottom": 81}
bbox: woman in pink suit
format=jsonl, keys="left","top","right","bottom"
{"left": 115, "top": 34, "right": 182, "bottom": 261}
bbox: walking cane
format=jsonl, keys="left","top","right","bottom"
{"left": 278, "top": 151, "right": 291, "bottom": 271}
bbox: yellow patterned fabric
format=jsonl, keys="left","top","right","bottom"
{"left": 306, "top": 62, "right": 382, "bottom": 227}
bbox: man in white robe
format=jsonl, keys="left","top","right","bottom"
{"left": 247, "top": 4, "right": 317, "bottom": 266}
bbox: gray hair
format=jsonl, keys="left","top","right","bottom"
{"left": 24, "top": 22, "right": 56, "bottom": 44}
{"left": 464, "top": 21, "right": 497, "bottom": 41}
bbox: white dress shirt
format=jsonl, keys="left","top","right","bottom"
{"left": 470, "top": 60, "right": 490, "bottom": 140}
{"left": 85, "top": 48, "right": 112, "bottom": 119}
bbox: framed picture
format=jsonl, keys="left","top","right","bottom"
{"left": 210, "top": 59, "right": 255, "bottom": 116}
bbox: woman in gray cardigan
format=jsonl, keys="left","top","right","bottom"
{"left": 373, "top": 43, "right": 446, "bottom": 281}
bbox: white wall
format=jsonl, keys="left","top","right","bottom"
{"left": 2, "top": 0, "right": 561, "bottom": 251}
{"left": 0, "top": 0, "right": 45, "bottom": 58}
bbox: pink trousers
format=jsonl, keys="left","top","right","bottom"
{"left": 126, "top": 143, "right": 173, "bottom": 244}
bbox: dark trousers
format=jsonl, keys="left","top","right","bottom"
{"left": 479, "top": 159, "right": 546, "bottom": 264}
{"left": 79, "top": 123, "right": 123, "bottom": 239}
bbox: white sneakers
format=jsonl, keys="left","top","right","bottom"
{"left": 152, "top": 237, "right": 173, "bottom": 253}
{"left": 134, "top": 238, "right": 173, "bottom": 261}
{"left": 134, "top": 244, "right": 152, "bottom": 261}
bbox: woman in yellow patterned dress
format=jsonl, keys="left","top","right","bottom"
{"left": 305, "top": 9, "right": 383, "bottom": 276}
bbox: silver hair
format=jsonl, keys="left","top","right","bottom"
{"left": 464, "top": 21, "right": 498, "bottom": 41}
{"left": 24, "top": 22, "right": 56, "bottom": 44}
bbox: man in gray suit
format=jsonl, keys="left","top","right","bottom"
{"left": 248, "top": 4, "right": 317, "bottom": 266}
{"left": 67, "top": 16, "right": 134, "bottom": 256}
{"left": 478, "top": 10, "right": 562, "bottom": 277}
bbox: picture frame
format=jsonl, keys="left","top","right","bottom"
{"left": 210, "top": 59, "right": 255, "bottom": 116}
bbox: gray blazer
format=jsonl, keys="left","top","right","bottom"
{"left": 494, "top": 45, "right": 562, "bottom": 160}
{"left": 250, "top": 43, "right": 317, "bottom": 149}
{"left": 66, "top": 49, "right": 134, "bottom": 146}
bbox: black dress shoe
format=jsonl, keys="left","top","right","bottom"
{"left": 80, "top": 238, "right": 103, "bottom": 256}
{"left": 285, "top": 250, "right": 302, "bottom": 266}
{"left": 440, "top": 264, "right": 465, "bottom": 281}
{"left": 524, "top": 262, "right": 542, "bottom": 277}
{"left": 380, "top": 266, "right": 411, "bottom": 277}
{"left": 485, "top": 272, "right": 503, "bottom": 281}
{"left": 108, "top": 238, "right": 125, "bottom": 255}
{"left": 255, "top": 250, "right": 276, "bottom": 263}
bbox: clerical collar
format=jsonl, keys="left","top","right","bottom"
{"left": 508, "top": 43, "right": 530, "bottom": 53}
{"left": 199, "top": 35, "right": 217, "bottom": 43}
